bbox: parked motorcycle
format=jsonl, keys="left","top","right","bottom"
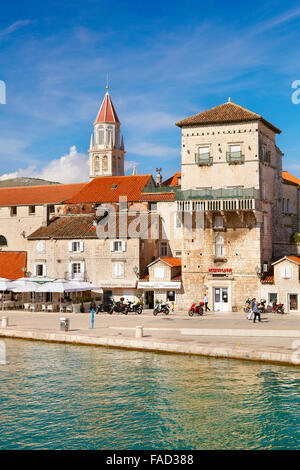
{"left": 258, "top": 299, "right": 266, "bottom": 313}
{"left": 272, "top": 301, "right": 284, "bottom": 314}
{"left": 244, "top": 298, "right": 252, "bottom": 313}
{"left": 127, "top": 300, "right": 143, "bottom": 314}
{"left": 153, "top": 301, "right": 169, "bottom": 316}
{"left": 109, "top": 298, "right": 129, "bottom": 315}
{"left": 188, "top": 302, "right": 204, "bottom": 316}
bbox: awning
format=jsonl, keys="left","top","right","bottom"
{"left": 137, "top": 281, "right": 181, "bottom": 290}
{"left": 99, "top": 280, "right": 137, "bottom": 289}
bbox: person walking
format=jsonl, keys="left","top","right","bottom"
{"left": 91, "top": 307, "right": 95, "bottom": 329}
{"left": 253, "top": 302, "right": 261, "bottom": 323}
{"left": 204, "top": 294, "right": 210, "bottom": 312}
{"left": 248, "top": 298, "right": 256, "bottom": 320}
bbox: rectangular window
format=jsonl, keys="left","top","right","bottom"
{"left": 215, "top": 244, "right": 224, "bottom": 257}
{"left": 268, "top": 293, "right": 277, "bottom": 304}
{"left": 281, "top": 266, "right": 292, "bottom": 279}
{"left": 167, "top": 291, "right": 175, "bottom": 302}
{"left": 35, "top": 263, "right": 46, "bottom": 276}
{"left": 110, "top": 240, "right": 126, "bottom": 252}
{"left": 10, "top": 206, "right": 17, "bottom": 216}
{"left": 49, "top": 205, "right": 55, "bottom": 214}
{"left": 160, "top": 242, "right": 168, "bottom": 257}
{"left": 113, "top": 262, "right": 124, "bottom": 277}
{"left": 70, "top": 262, "right": 84, "bottom": 280}
{"left": 149, "top": 202, "right": 157, "bottom": 211}
{"left": 69, "top": 241, "right": 83, "bottom": 252}
{"left": 287, "top": 199, "right": 290, "bottom": 213}
{"left": 174, "top": 212, "right": 182, "bottom": 229}
{"left": 214, "top": 216, "right": 223, "bottom": 228}
{"left": 199, "top": 146, "right": 210, "bottom": 154}
{"left": 29, "top": 205, "right": 36, "bottom": 215}
{"left": 154, "top": 267, "right": 164, "bottom": 279}
{"left": 230, "top": 145, "right": 241, "bottom": 153}
{"left": 175, "top": 251, "right": 182, "bottom": 257}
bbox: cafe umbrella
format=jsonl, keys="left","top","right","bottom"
{"left": 10, "top": 278, "right": 40, "bottom": 310}
{"left": 0, "top": 277, "right": 16, "bottom": 311}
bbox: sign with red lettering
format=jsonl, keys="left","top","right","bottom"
{"left": 208, "top": 268, "right": 232, "bottom": 272}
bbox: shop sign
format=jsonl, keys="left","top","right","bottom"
{"left": 137, "top": 281, "right": 181, "bottom": 289}
{"left": 208, "top": 268, "right": 232, "bottom": 272}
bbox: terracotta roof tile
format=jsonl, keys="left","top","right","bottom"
{"left": 286, "top": 255, "right": 300, "bottom": 265}
{"left": 0, "top": 252, "right": 27, "bottom": 279}
{"left": 66, "top": 175, "right": 153, "bottom": 204}
{"left": 162, "top": 172, "right": 181, "bottom": 187}
{"left": 28, "top": 215, "right": 98, "bottom": 240}
{"left": 175, "top": 101, "right": 281, "bottom": 134}
{"left": 159, "top": 257, "right": 182, "bottom": 267}
{"left": 0, "top": 183, "right": 86, "bottom": 207}
{"left": 282, "top": 171, "right": 300, "bottom": 186}
{"left": 261, "top": 265, "right": 274, "bottom": 284}
{"left": 139, "top": 192, "right": 175, "bottom": 202}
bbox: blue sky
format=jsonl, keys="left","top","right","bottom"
{"left": 0, "top": 0, "right": 300, "bottom": 183}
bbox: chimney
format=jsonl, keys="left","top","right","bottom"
{"left": 42, "top": 204, "right": 50, "bottom": 226}
{"left": 156, "top": 168, "right": 162, "bottom": 186}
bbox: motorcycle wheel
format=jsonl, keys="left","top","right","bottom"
{"left": 136, "top": 307, "right": 142, "bottom": 314}
{"left": 109, "top": 310, "right": 113, "bottom": 315}
{"left": 153, "top": 309, "right": 158, "bottom": 316}
{"left": 244, "top": 307, "right": 250, "bottom": 313}
{"left": 188, "top": 310, "right": 194, "bottom": 317}
{"left": 198, "top": 310, "right": 204, "bottom": 316}
{"left": 165, "top": 309, "right": 169, "bottom": 315}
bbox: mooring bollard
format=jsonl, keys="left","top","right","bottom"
{"left": 136, "top": 325, "right": 143, "bottom": 338}
{"left": 1, "top": 316, "right": 8, "bottom": 328}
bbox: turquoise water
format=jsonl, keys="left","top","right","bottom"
{"left": 0, "top": 338, "right": 299, "bottom": 450}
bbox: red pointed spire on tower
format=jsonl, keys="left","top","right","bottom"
{"left": 95, "top": 90, "right": 120, "bottom": 124}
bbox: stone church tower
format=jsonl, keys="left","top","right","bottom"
{"left": 89, "top": 87, "right": 125, "bottom": 178}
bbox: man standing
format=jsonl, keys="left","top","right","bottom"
{"left": 253, "top": 302, "right": 261, "bottom": 323}
{"left": 204, "top": 294, "right": 210, "bottom": 312}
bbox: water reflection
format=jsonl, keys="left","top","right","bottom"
{"left": 0, "top": 339, "right": 299, "bottom": 449}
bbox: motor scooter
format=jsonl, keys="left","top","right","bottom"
{"left": 188, "top": 302, "right": 204, "bottom": 316}
{"left": 272, "top": 301, "right": 284, "bottom": 314}
{"left": 153, "top": 301, "right": 169, "bottom": 316}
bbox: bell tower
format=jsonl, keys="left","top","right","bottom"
{"left": 89, "top": 86, "right": 125, "bottom": 178}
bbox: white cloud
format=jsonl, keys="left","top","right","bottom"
{"left": 0, "top": 146, "right": 90, "bottom": 184}
{"left": 0, "top": 20, "right": 32, "bottom": 38}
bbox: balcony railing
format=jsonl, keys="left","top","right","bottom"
{"left": 175, "top": 187, "right": 259, "bottom": 200}
{"left": 195, "top": 152, "right": 212, "bottom": 166}
{"left": 226, "top": 151, "right": 244, "bottom": 164}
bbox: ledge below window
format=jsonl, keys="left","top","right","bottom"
{"left": 213, "top": 257, "right": 227, "bottom": 263}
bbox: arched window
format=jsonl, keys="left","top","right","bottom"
{"left": 98, "top": 126, "right": 104, "bottom": 145}
{"left": 107, "top": 126, "right": 113, "bottom": 145}
{"left": 0, "top": 235, "right": 7, "bottom": 246}
{"left": 102, "top": 155, "right": 108, "bottom": 170}
{"left": 94, "top": 155, "right": 100, "bottom": 173}
{"left": 215, "top": 234, "right": 224, "bottom": 257}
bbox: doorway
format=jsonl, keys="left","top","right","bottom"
{"left": 145, "top": 291, "right": 154, "bottom": 309}
{"left": 213, "top": 287, "right": 229, "bottom": 312}
{"left": 288, "top": 293, "right": 298, "bottom": 312}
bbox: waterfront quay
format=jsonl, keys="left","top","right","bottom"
{"left": 1, "top": 310, "right": 300, "bottom": 366}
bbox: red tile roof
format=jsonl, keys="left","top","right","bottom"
{"left": 162, "top": 172, "right": 181, "bottom": 187}
{"left": 282, "top": 171, "right": 300, "bottom": 186}
{"left": 159, "top": 257, "right": 182, "bottom": 267}
{"left": 95, "top": 92, "right": 120, "bottom": 124}
{"left": 261, "top": 265, "right": 274, "bottom": 284}
{"left": 0, "top": 252, "right": 27, "bottom": 279}
{"left": 0, "top": 183, "right": 86, "bottom": 207}
{"left": 286, "top": 255, "right": 300, "bottom": 265}
{"left": 140, "top": 192, "right": 175, "bottom": 202}
{"left": 66, "top": 175, "right": 153, "bottom": 204}
{"left": 27, "top": 215, "right": 98, "bottom": 240}
{"left": 175, "top": 101, "right": 281, "bottom": 134}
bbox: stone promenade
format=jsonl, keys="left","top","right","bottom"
{"left": 0, "top": 309, "right": 300, "bottom": 366}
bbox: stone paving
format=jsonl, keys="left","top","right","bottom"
{"left": 0, "top": 309, "right": 300, "bottom": 366}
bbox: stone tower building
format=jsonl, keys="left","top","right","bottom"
{"left": 89, "top": 88, "right": 125, "bottom": 178}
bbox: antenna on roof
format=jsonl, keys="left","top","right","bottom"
{"left": 106, "top": 73, "right": 109, "bottom": 91}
